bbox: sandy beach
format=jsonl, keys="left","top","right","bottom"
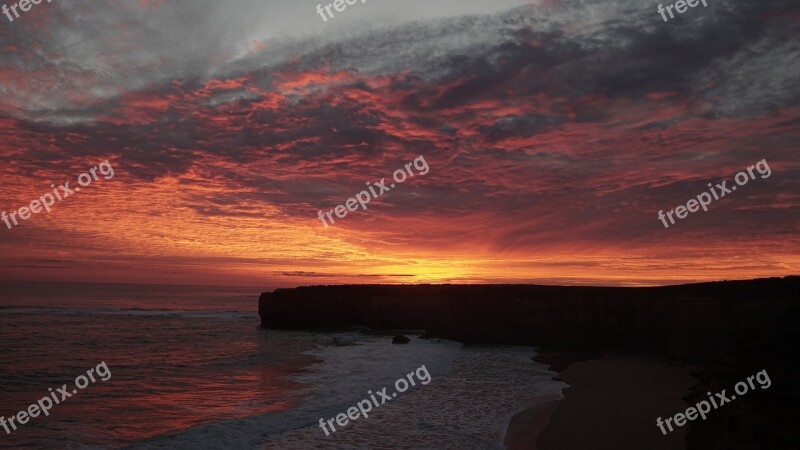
{"left": 507, "top": 353, "right": 698, "bottom": 450}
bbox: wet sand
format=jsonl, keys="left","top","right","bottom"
{"left": 506, "top": 353, "right": 698, "bottom": 450}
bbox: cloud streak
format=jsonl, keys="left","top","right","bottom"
{"left": 1, "top": 0, "right": 798, "bottom": 286}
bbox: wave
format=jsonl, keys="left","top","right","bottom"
{"left": 128, "top": 335, "right": 565, "bottom": 449}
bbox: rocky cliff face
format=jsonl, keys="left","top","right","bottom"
{"left": 259, "top": 277, "right": 798, "bottom": 363}
{"left": 260, "top": 278, "right": 800, "bottom": 449}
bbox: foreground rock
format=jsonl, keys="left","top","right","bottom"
{"left": 392, "top": 335, "right": 410, "bottom": 344}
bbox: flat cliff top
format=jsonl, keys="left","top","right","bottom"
{"left": 261, "top": 276, "right": 800, "bottom": 302}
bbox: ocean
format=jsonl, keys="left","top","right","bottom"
{"left": 0, "top": 282, "right": 565, "bottom": 449}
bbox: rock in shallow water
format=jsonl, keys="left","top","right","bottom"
{"left": 392, "top": 335, "right": 410, "bottom": 344}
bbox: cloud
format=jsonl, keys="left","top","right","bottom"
{"left": 1, "top": 0, "right": 798, "bottom": 285}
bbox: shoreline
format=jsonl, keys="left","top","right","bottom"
{"left": 504, "top": 349, "right": 603, "bottom": 450}
{"left": 506, "top": 350, "right": 698, "bottom": 450}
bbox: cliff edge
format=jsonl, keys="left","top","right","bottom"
{"left": 259, "top": 276, "right": 799, "bottom": 363}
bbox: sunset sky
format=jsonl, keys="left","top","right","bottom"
{"left": 1, "top": 0, "right": 798, "bottom": 288}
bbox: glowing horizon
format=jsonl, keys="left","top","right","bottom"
{"left": 1, "top": 1, "right": 798, "bottom": 288}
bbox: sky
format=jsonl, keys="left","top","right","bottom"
{"left": 0, "top": 0, "right": 798, "bottom": 288}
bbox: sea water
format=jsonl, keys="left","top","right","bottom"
{"left": 0, "top": 282, "right": 564, "bottom": 449}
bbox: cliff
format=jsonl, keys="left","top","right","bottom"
{"left": 259, "top": 276, "right": 799, "bottom": 363}
{"left": 260, "top": 277, "right": 800, "bottom": 448}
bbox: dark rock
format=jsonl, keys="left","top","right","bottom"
{"left": 392, "top": 335, "right": 410, "bottom": 344}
